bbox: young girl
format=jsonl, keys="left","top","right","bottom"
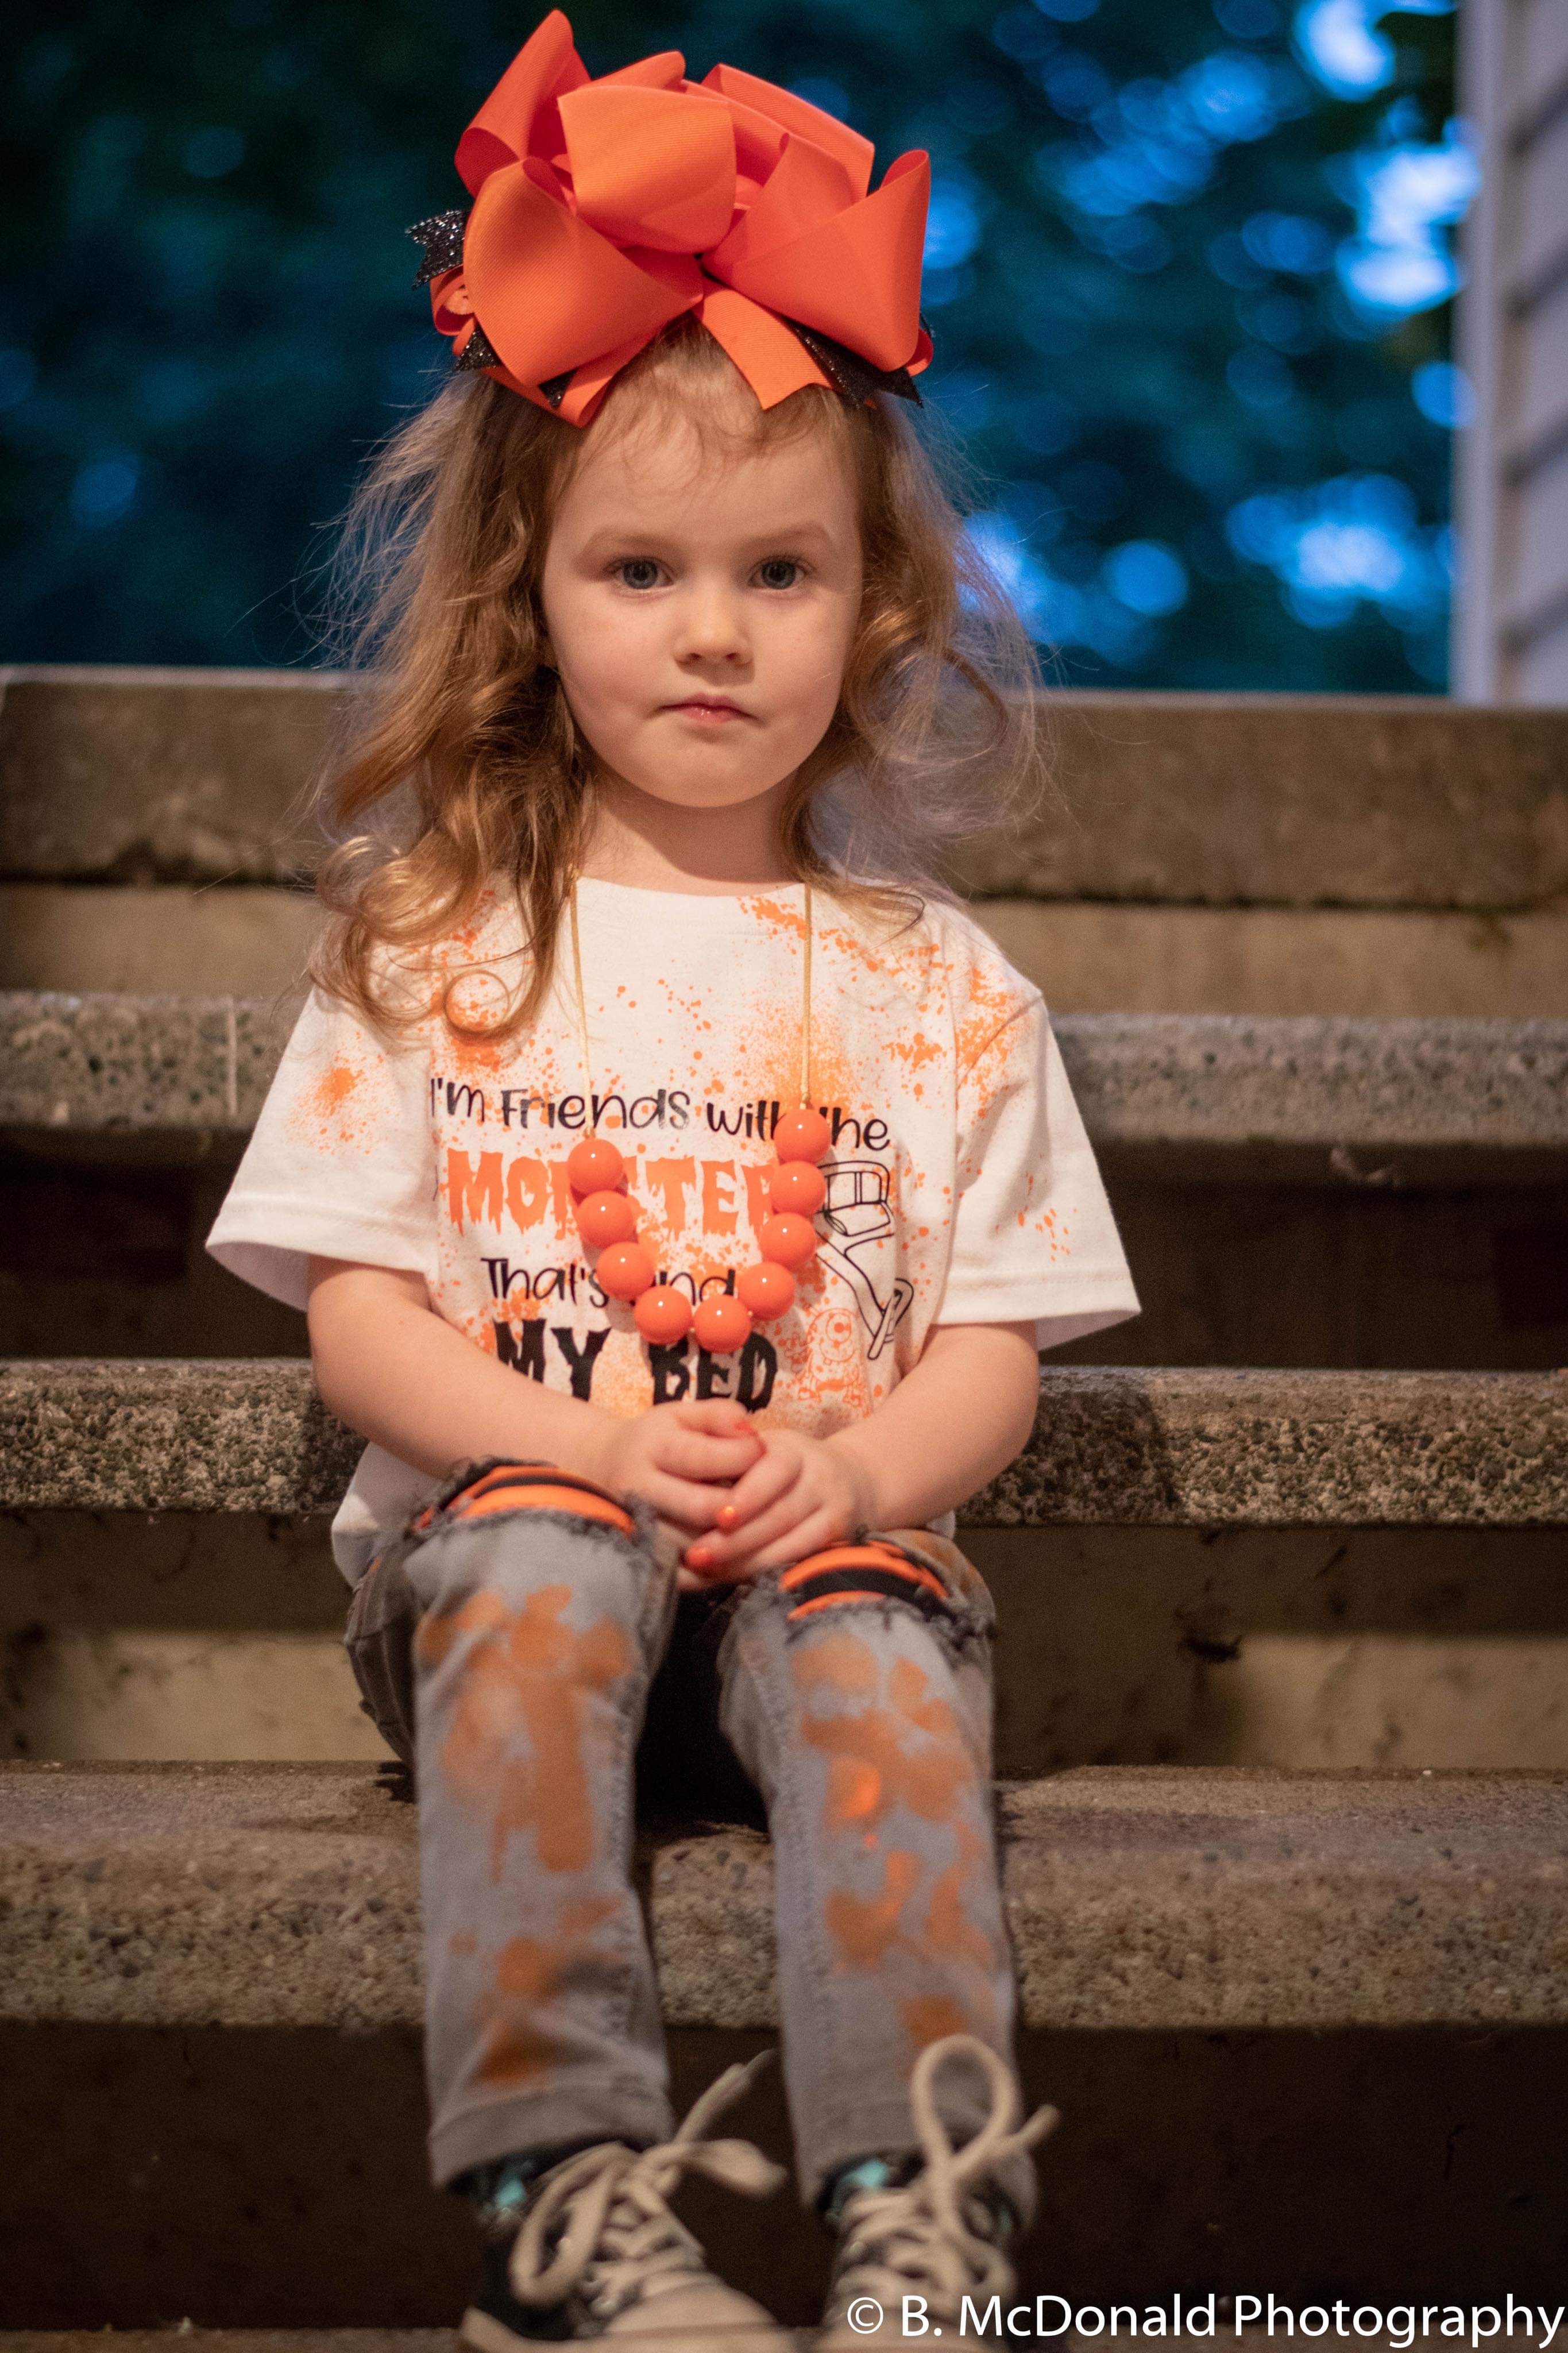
{"left": 207, "top": 14, "right": 1139, "bottom": 2345}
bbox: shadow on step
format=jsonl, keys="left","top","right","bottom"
{"left": 1, "top": 2023, "right": 1564, "bottom": 2327}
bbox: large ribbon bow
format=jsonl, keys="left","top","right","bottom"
{"left": 407, "top": 9, "right": 933, "bottom": 427}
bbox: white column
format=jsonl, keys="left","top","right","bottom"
{"left": 1454, "top": 0, "right": 1568, "bottom": 700}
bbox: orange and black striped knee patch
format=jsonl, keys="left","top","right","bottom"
{"left": 778, "top": 1538, "right": 952, "bottom": 1624}
{"left": 410, "top": 1464, "right": 635, "bottom": 1540}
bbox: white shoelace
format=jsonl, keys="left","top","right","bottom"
{"left": 507, "top": 2052, "right": 787, "bottom": 2320}
{"left": 824, "top": 2035, "right": 1061, "bottom": 2330}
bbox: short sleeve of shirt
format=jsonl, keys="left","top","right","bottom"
{"left": 204, "top": 982, "right": 437, "bottom": 1313}
{"left": 937, "top": 988, "right": 1140, "bottom": 1353}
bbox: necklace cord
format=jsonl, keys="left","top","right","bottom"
{"left": 570, "top": 877, "right": 814, "bottom": 1125}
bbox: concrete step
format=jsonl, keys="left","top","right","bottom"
{"left": 0, "top": 2335, "right": 1419, "bottom": 2353}
{"left": 6, "top": 1761, "right": 1566, "bottom": 2036}
{"left": 0, "top": 2342, "right": 456, "bottom": 2353}
{"left": 4, "top": 1360, "right": 1566, "bottom": 1524}
{"left": 5, "top": 1774, "right": 1566, "bottom": 2327}
{"left": 13, "top": 883, "right": 1568, "bottom": 1020}
{"left": 0, "top": 2340, "right": 459, "bottom": 2352}
{"left": 3, "top": 993, "right": 1566, "bottom": 1181}
{"left": 4, "top": 668, "right": 1565, "bottom": 908}
{"left": 0, "top": 2335, "right": 1450, "bottom": 2353}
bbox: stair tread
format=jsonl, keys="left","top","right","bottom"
{"left": 5, "top": 668, "right": 1566, "bottom": 909}
{"left": 5, "top": 1761, "right": 1566, "bottom": 2036}
{"left": 5, "top": 1359, "right": 1565, "bottom": 1525}
{"left": 3, "top": 991, "right": 1566, "bottom": 1157}
{"left": 0, "top": 2341, "right": 460, "bottom": 2353}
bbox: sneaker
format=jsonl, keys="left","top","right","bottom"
{"left": 459, "top": 2053, "right": 797, "bottom": 2347}
{"left": 814, "top": 2034, "right": 1060, "bottom": 2348}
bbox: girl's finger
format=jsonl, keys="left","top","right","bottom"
{"left": 685, "top": 1474, "right": 816, "bottom": 1577}
{"left": 639, "top": 1468, "right": 748, "bottom": 1532}
{"left": 675, "top": 1399, "right": 760, "bottom": 1441}
{"left": 703, "top": 1446, "right": 801, "bottom": 1545}
{"left": 727, "top": 1503, "right": 844, "bottom": 1577}
{"left": 655, "top": 1426, "right": 765, "bottom": 1482}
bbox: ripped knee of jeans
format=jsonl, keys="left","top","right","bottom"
{"left": 773, "top": 1536, "right": 992, "bottom": 1654}
{"left": 403, "top": 1456, "right": 642, "bottom": 1548}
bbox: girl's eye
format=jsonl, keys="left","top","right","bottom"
{"left": 615, "top": 558, "right": 664, "bottom": 591}
{"left": 756, "top": 558, "right": 802, "bottom": 590}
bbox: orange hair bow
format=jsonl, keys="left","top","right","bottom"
{"left": 407, "top": 8, "right": 933, "bottom": 427}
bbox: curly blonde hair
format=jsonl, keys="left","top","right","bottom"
{"left": 299, "top": 314, "right": 1045, "bottom": 1046}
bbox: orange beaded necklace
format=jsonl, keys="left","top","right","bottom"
{"left": 565, "top": 876, "right": 832, "bottom": 1355}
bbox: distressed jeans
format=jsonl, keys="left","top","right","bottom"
{"left": 345, "top": 1453, "right": 1038, "bottom": 2228}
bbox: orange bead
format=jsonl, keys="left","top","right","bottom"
{"left": 758, "top": 1213, "right": 818, "bottom": 1269}
{"left": 774, "top": 1106, "right": 832, "bottom": 1164}
{"left": 693, "top": 1292, "right": 753, "bottom": 1353}
{"left": 767, "top": 1160, "right": 827, "bottom": 1217}
{"left": 735, "top": 1259, "right": 795, "bottom": 1320}
{"left": 567, "top": 1135, "right": 625, "bottom": 1194}
{"left": 634, "top": 1284, "right": 694, "bottom": 1345}
{"left": 596, "top": 1241, "right": 655, "bottom": 1301}
{"left": 577, "top": 1187, "right": 639, "bottom": 1248}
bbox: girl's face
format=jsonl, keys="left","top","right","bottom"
{"left": 538, "top": 380, "right": 863, "bottom": 819}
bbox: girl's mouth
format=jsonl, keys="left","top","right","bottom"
{"left": 666, "top": 699, "right": 751, "bottom": 723}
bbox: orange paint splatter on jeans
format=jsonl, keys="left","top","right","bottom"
{"left": 925, "top": 1858, "right": 999, "bottom": 1973}
{"left": 901, "top": 1993, "right": 975, "bottom": 2048}
{"left": 416, "top": 1586, "right": 632, "bottom": 1878}
{"left": 476, "top": 1895, "right": 621, "bottom": 2089}
{"left": 791, "top": 1634, "right": 971, "bottom": 1837}
{"left": 824, "top": 1849, "right": 921, "bottom": 1968}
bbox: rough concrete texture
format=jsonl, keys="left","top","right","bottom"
{"left": 0, "top": 2341, "right": 458, "bottom": 2353}
{"left": 1051, "top": 1013, "right": 1568, "bottom": 1153}
{"left": 10, "top": 885, "right": 1568, "bottom": 1024}
{"left": 976, "top": 1367, "right": 1568, "bottom": 1527}
{"left": 0, "top": 2337, "right": 1418, "bottom": 2353}
{"left": 0, "top": 885, "right": 323, "bottom": 996}
{"left": 5, "top": 992, "right": 1565, "bottom": 1158}
{"left": 0, "top": 1360, "right": 360, "bottom": 1513}
{"left": 0, "top": 989, "right": 306, "bottom": 1130}
{"left": 980, "top": 899, "right": 1568, "bottom": 1020}
{"left": 5, "top": 1761, "right": 1567, "bottom": 2036}
{"left": 945, "top": 692, "right": 1568, "bottom": 908}
{"left": 0, "top": 2336, "right": 1423, "bottom": 2353}
{"left": 4, "top": 1360, "right": 1567, "bottom": 1524}
{"left": 0, "top": 668, "right": 343, "bottom": 886}
{"left": 11, "top": 1513, "right": 1568, "bottom": 1773}
{"left": 6, "top": 670, "right": 1568, "bottom": 908}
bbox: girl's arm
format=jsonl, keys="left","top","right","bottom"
{"left": 825, "top": 1320, "right": 1041, "bottom": 1532}
{"left": 304, "top": 1257, "right": 762, "bottom": 1529}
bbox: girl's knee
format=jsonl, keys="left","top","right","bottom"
{"left": 404, "top": 1456, "right": 639, "bottom": 1545}
{"left": 397, "top": 1455, "right": 659, "bottom": 1630}
{"left": 770, "top": 1533, "right": 995, "bottom": 1656}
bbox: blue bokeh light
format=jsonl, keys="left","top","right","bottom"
{"left": 1226, "top": 469, "right": 1447, "bottom": 629}
{"left": 70, "top": 456, "right": 141, "bottom": 528}
{"left": 1104, "top": 539, "right": 1191, "bottom": 613}
{"left": 1411, "top": 359, "right": 1474, "bottom": 427}
{"left": 1295, "top": 0, "right": 1454, "bottom": 103}
{"left": 924, "top": 182, "right": 983, "bottom": 271}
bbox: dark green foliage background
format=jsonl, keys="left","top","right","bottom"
{"left": 5, "top": 0, "right": 1455, "bottom": 685}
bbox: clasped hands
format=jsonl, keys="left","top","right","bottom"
{"left": 581, "top": 1397, "right": 874, "bottom": 1594}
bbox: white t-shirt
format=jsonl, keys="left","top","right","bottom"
{"left": 206, "top": 874, "right": 1139, "bottom": 1583}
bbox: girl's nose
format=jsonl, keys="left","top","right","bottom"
{"left": 671, "top": 586, "right": 750, "bottom": 665}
